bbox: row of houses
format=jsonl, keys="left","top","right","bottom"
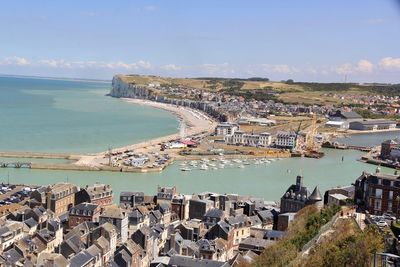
{"left": 0, "top": 182, "right": 289, "bottom": 266}
{"left": 214, "top": 123, "right": 296, "bottom": 149}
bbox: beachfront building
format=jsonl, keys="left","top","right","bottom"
{"left": 354, "top": 170, "right": 400, "bottom": 215}
{"left": 215, "top": 122, "right": 239, "bottom": 136}
{"left": 225, "top": 131, "right": 272, "bottom": 147}
{"left": 275, "top": 131, "right": 297, "bottom": 149}
{"left": 349, "top": 119, "right": 397, "bottom": 131}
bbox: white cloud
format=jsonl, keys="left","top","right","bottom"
{"left": 0, "top": 56, "right": 30, "bottom": 66}
{"left": 379, "top": 57, "right": 400, "bottom": 71}
{"left": 36, "top": 58, "right": 152, "bottom": 70}
{"left": 356, "top": 59, "right": 374, "bottom": 73}
{"left": 161, "top": 64, "right": 182, "bottom": 71}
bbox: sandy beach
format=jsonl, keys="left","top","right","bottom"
{"left": 74, "top": 98, "right": 218, "bottom": 167}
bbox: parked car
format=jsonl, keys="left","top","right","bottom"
{"left": 376, "top": 221, "right": 388, "bottom": 228}
{"left": 383, "top": 213, "right": 396, "bottom": 221}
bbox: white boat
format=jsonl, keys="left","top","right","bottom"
{"left": 180, "top": 163, "right": 188, "bottom": 167}
{"left": 180, "top": 167, "right": 191, "bottom": 171}
{"left": 200, "top": 164, "right": 209, "bottom": 170}
{"left": 208, "top": 163, "right": 217, "bottom": 167}
{"left": 243, "top": 161, "right": 251, "bottom": 165}
{"left": 218, "top": 164, "right": 225, "bottom": 169}
{"left": 238, "top": 165, "right": 245, "bottom": 168}
{"left": 212, "top": 167, "right": 218, "bottom": 170}
{"left": 232, "top": 159, "right": 242, "bottom": 163}
{"left": 254, "top": 160, "right": 261, "bottom": 165}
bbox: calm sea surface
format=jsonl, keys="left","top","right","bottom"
{"left": 0, "top": 76, "right": 179, "bottom": 153}
{"left": 1, "top": 76, "right": 399, "bottom": 201}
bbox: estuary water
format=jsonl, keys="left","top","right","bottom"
{"left": 0, "top": 76, "right": 179, "bottom": 153}
{"left": 1, "top": 76, "right": 399, "bottom": 201}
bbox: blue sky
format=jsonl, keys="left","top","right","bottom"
{"left": 1, "top": 0, "right": 400, "bottom": 82}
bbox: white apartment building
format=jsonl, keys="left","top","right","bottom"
{"left": 215, "top": 123, "right": 239, "bottom": 136}
{"left": 225, "top": 131, "right": 272, "bottom": 147}
{"left": 276, "top": 131, "right": 297, "bottom": 149}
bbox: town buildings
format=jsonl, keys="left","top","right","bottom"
{"left": 275, "top": 131, "right": 297, "bottom": 150}
{"left": 354, "top": 169, "right": 400, "bottom": 215}
{"left": 75, "top": 183, "right": 113, "bottom": 207}
{"left": 280, "top": 175, "right": 323, "bottom": 213}
{"left": 225, "top": 131, "right": 272, "bottom": 147}
{"left": 31, "top": 183, "right": 78, "bottom": 217}
{"left": 380, "top": 139, "right": 400, "bottom": 160}
{"left": 349, "top": 119, "right": 397, "bottom": 131}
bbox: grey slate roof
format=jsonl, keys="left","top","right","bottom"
{"left": 309, "top": 186, "right": 322, "bottom": 201}
{"left": 204, "top": 208, "right": 224, "bottom": 218}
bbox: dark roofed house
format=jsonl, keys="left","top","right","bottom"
{"left": 69, "top": 202, "right": 101, "bottom": 228}
{"left": 203, "top": 208, "right": 225, "bottom": 228}
{"left": 329, "top": 110, "right": 363, "bottom": 121}
{"left": 120, "top": 191, "right": 145, "bottom": 208}
{"left": 280, "top": 175, "right": 323, "bottom": 213}
{"left": 75, "top": 183, "right": 113, "bottom": 207}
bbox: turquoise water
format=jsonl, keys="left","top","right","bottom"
{"left": 0, "top": 149, "right": 393, "bottom": 201}
{"left": 0, "top": 76, "right": 396, "bottom": 201}
{"left": 336, "top": 131, "right": 400, "bottom": 147}
{"left": 0, "top": 76, "right": 179, "bottom": 153}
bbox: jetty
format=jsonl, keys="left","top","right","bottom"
{"left": 0, "top": 162, "right": 32, "bottom": 168}
{"left": 321, "top": 141, "right": 372, "bottom": 152}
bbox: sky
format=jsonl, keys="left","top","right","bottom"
{"left": 1, "top": 0, "right": 400, "bottom": 82}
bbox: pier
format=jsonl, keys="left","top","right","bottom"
{"left": 321, "top": 142, "right": 372, "bottom": 152}
{"left": 0, "top": 162, "right": 32, "bottom": 168}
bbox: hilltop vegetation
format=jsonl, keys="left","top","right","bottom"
{"left": 244, "top": 205, "right": 383, "bottom": 267}
{"left": 118, "top": 74, "right": 399, "bottom": 105}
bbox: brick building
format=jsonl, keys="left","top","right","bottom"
{"left": 354, "top": 169, "right": 400, "bottom": 215}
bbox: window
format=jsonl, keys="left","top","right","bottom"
{"left": 375, "top": 199, "right": 382, "bottom": 210}
{"left": 389, "top": 191, "right": 393, "bottom": 200}
{"left": 388, "top": 201, "right": 393, "bottom": 212}
{"left": 376, "top": 189, "right": 383, "bottom": 199}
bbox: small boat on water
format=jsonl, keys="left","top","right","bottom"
{"left": 233, "top": 159, "right": 242, "bottom": 163}
{"left": 238, "top": 165, "right": 245, "bottom": 168}
{"left": 200, "top": 164, "right": 209, "bottom": 170}
{"left": 218, "top": 164, "right": 225, "bottom": 169}
{"left": 180, "top": 167, "right": 191, "bottom": 171}
{"left": 243, "top": 161, "right": 251, "bottom": 165}
{"left": 212, "top": 167, "right": 218, "bottom": 170}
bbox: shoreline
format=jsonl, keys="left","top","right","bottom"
{"left": 73, "top": 98, "right": 218, "bottom": 167}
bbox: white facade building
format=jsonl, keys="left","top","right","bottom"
{"left": 215, "top": 123, "right": 239, "bottom": 136}
{"left": 225, "top": 131, "right": 272, "bottom": 147}
{"left": 276, "top": 131, "right": 297, "bottom": 149}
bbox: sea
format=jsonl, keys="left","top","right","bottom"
{"left": 1, "top": 75, "right": 399, "bottom": 201}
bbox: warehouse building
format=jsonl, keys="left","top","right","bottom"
{"left": 349, "top": 120, "right": 397, "bottom": 131}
